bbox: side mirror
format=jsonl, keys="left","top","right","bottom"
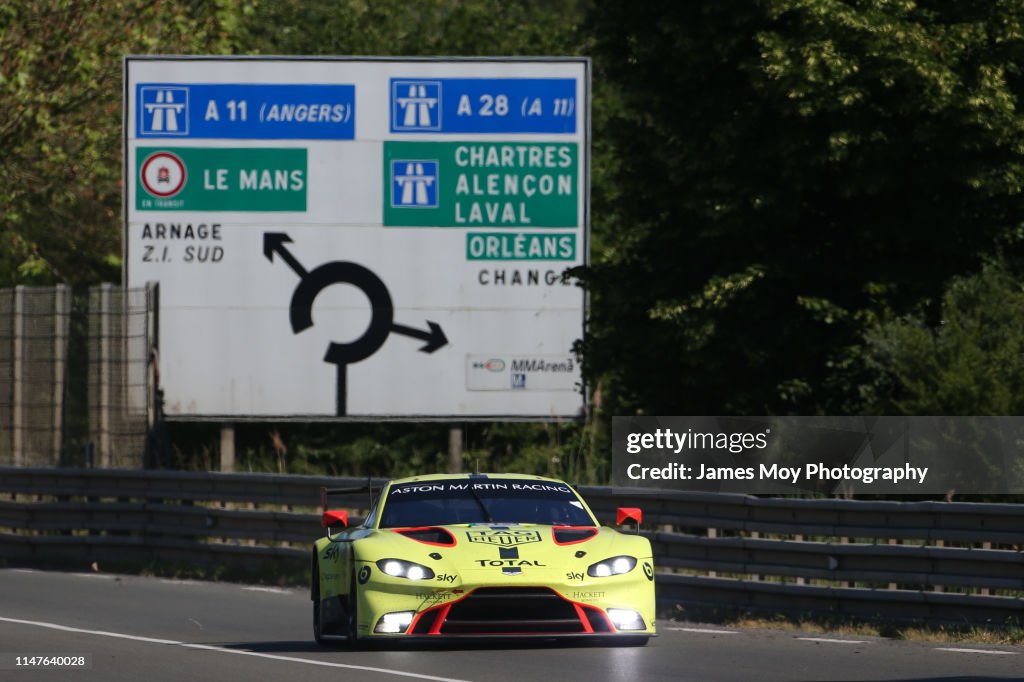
{"left": 322, "top": 509, "right": 348, "bottom": 529}
{"left": 616, "top": 507, "right": 642, "bottom": 534}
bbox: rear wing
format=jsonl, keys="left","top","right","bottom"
{"left": 319, "top": 480, "right": 386, "bottom": 537}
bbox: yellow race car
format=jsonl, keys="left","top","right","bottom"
{"left": 311, "top": 473, "right": 655, "bottom": 645}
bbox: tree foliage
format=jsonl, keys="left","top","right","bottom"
{"left": 0, "top": 0, "right": 237, "bottom": 286}
{"left": 583, "top": 0, "right": 1024, "bottom": 416}
{"left": 866, "top": 263, "right": 1024, "bottom": 415}
{"left": 7, "top": 1, "right": 1024, "bottom": 477}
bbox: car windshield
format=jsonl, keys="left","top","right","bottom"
{"left": 379, "top": 478, "right": 595, "bottom": 528}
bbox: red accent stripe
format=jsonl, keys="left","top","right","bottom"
{"left": 573, "top": 604, "right": 594, "bottom": 634}
{"left": 429, "top": 603, "right": 453, "bottom": 635}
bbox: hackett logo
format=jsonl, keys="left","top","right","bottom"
{"left": 466, "top": 530, "right": 541, "bottom": 546}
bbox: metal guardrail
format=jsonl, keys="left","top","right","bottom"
{"left": 0, "top": 468, "right": 1021, "bottom": 625}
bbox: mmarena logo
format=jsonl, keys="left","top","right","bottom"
{"left": 467, "top": 530, "right": 541, "bottom": 546}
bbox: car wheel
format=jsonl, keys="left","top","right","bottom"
{"left": 345, "top": 572, "right": 360, "bottom": 647}
{"left": 312, "top": 563, "right": 325, "bottom": 645}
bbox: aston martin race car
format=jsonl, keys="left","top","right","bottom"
{"left": 311, "top": 473, "right": 655, "bottom": 644}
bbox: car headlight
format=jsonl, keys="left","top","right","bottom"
{"left": 587, "top": 556, "right": 637, "bottom": 577}
{"left": 376, "top": 558, "right": 435, "bottom": 580}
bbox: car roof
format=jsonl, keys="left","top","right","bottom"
{"left": 386, "top": 472, "right": 570, "bottom": 487}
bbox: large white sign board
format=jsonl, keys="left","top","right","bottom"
{"left": 124, "top": 57, "right": 588, "bottom": 419}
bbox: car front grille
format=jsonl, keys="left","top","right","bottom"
{"left": 409, "top": 587, "right": 611, "bottom": 635}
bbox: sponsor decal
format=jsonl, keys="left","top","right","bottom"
{"left": 467, "top": 529, "right": 541, "bottom": 546}
{"left": 572, "top": 591, "right": 605, "bottom": 601}
{"left": 357, "top": 565, "right": 371, "bottom": 584}
{"left": 414, "top": 590, "right": 454, "bottom": 602}
{"left": 475, "top": 559, "right": 545, "bottom": 567}
{"left": 322, "top": 545, "right": 340, "bottom": 562}
{"left": 643, "top": 562, "right": 654, "bottom": 581}
{"left": 565, "top": 571, "right": 584, "bottom": 581}
{"left": 436, "top": 573, "right": 456, "bottom": 583}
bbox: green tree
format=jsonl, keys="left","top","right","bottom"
{"left": 0, "top": 0, "right": 239, "bottom": 286}
{"left": 582, "top": 0, "right": 1024, "bottom": 417}
{"left": 236, "top": 0, "right": 586, "bottom": 57}
{"left": 865, "top": 263, "right": 1024, "bottom": 415}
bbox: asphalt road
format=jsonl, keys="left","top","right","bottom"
{"left": 0, "top": 569, "right": 1020, "bottom": 682}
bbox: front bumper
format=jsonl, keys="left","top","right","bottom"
{"left": 356, "top": 570, "right": 656, "bottom": 638}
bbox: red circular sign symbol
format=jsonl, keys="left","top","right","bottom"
{"left": 141, "top": 152, "right": 186, "bottom": 198}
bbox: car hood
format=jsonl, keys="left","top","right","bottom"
{"left": 356, "top": 522, "right": 649, "bottom": 570}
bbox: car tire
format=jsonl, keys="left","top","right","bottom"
{"left": 345, "top": 571, "right": 360, "bottom": 648}
{"left": 312, "top": 563, "right": 326, "bottom": 645}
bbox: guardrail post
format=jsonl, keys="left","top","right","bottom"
{"left": 220, "top": 424, "right": 235, "bottom": 472}
{"left": 707, "top": 527, "right": 717, "bottom": 577}
{"left": 750, "top": 531, "right": 762, "bottom": 581}
{"left": 839, "top": 536, "right": 852, "bottom": 587}
{"left": 887, "top": 537, "right": 899, "bottom": 590}
{"left": 980, "top": 541, "right": 992, "bottom": 595}
{"left": 794, "top": 534, "right": 806, "bottom": 584}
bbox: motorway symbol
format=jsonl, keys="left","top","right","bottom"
{"left": 391, "top": 160, "right": 438, "bottom": 207}
{"left": 140, "top": 87, "right": 189, "bottom": 135}
{"left": 392, "top": 81, "right": 441, "bottom": 131}
{"left": 263, "top": 232, "right": 448, "bottom": 415}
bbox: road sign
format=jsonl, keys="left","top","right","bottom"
{"left": 124, "top": 57, "right": 588, "bottom": 420}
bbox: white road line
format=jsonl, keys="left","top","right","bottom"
{"left": 241, "top": 586, "right": 290, "bottom": 594}
{"left": 160, "top": 579, "right": 202, "bottom": 585}
{"left": 798, "top": 637, "right": 867, "bottom": 644}
{"left": 666, "top": 627, "right": 739, "bottom": 635}
{"left": 935, "top": 647, "right": 1018, "bottom": 656}
{"left": 7, "top": 569, "right": 37, "bottom": 573}
{"left": 0, "top": 616, "right": 476, "bottom": 682}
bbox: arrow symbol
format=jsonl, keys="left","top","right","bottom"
{"left": 392, "top": 320, "right": 448, "bottom": 353}
{"left": 263, "top": 232, "right": 307, "bottom": 278}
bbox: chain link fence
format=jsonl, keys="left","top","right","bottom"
{"left": 0, "top": 285, "right": 155, "bottom": 468}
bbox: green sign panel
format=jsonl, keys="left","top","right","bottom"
{"left": 384, "top": 142, "right": 578, "bottom": 228}
{"left": 466, "top": 232, "right": 576, "bottom": 261}
{"left": 136, "top": 147, "right": 307, "bottom": 211}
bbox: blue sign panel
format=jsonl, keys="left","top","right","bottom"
{"left": 136, "top": 84, "right": 355, "bottom": 139}
{"left": 390, "top": 78, "right": 577, "bottom": 134}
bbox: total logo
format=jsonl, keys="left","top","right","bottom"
{"left": 140, "top": 151, "right": 186, "bottom": 198}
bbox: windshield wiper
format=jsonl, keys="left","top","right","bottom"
{"left": 467, "top": 485, "right": 494, "bottom": 523}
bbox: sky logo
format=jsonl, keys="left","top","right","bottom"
{"left": 392, "top": 80, "right": 441, "bottom": 131}
{"left": 391, "top": 160, "right": 438, "bottom": 208}
{"left": 139, "top": 87, "right": 189, "bottom": 135}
